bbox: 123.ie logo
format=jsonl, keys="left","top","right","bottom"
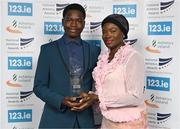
{"left": 148, "top": 21, "right": 172, "bottom": 35}
{"left": 113, "top": 4, "right": 136, "bottom": 18}
{"left": 8, "top": 109, "right": 32, "bottom": 123}
{"left": 8, "top": 2, "right": 33, "bottom": 16}
{"left": 8, "top": 57, "right": 32, "bottom": 70}
{"left": 146, "top": 76, "right": 170, "bottom": 91}
{"left": 44, "top": 22, "right": 64, "bottom": 35}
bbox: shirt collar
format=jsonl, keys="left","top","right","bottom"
{"left": 63, "top": 34, "right": 82, "bottom": 46}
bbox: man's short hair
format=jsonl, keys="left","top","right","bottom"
{"left": 63, "top": 3, "right": 86, "bottom": 19}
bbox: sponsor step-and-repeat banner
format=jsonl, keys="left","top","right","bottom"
{"left": 0, "top": 1, "right": 2, "bottom": 128}
{"left": 143, "top": 0, "right": 180, "bottom": 128}
{"left": 0, "top": 0, "right": 180, "bottom": 129}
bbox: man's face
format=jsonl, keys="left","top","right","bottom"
{"left": 62, "top": 10, "right": 85, "bottom": 38}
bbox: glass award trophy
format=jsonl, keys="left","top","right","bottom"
{"left": 70, "top": 65, "right": 82, "bottom": 99}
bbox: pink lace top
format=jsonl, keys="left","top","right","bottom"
{"left": 92, "top": 44, "right": 145, "bottom": 122}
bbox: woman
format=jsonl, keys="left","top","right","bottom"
{"left": 92, "top": 14, "right": 148, "bottom": 129}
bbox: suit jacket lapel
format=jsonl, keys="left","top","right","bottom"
{"left": 56, "top": 38, "right": 70, "bottom": 73}
{"left": 82, "top": 41, "right": 90, "bottom": 75}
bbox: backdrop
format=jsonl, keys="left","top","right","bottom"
{"left": 0, "top": 0, "right": 180, "bottom": 129}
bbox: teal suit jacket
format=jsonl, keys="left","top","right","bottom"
{"left": 33, "top": 37, "right": 100, "bottom": 129}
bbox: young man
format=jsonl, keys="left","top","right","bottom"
{"left": 33, "top": 3, "right": 100, "bottom": 129}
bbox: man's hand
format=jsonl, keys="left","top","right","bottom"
{"left": 70, "top": 92, "right": 98, "bottom": 111}
{"left": 62, "top": 96, "right": 81, "bottom": 108}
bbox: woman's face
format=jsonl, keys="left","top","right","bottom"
{"left": 102, "top": 22, "right": 124, "bottom": 50}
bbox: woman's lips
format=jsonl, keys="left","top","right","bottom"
{"left": 105, "top": 40, "right": 113, "bottom": 44}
